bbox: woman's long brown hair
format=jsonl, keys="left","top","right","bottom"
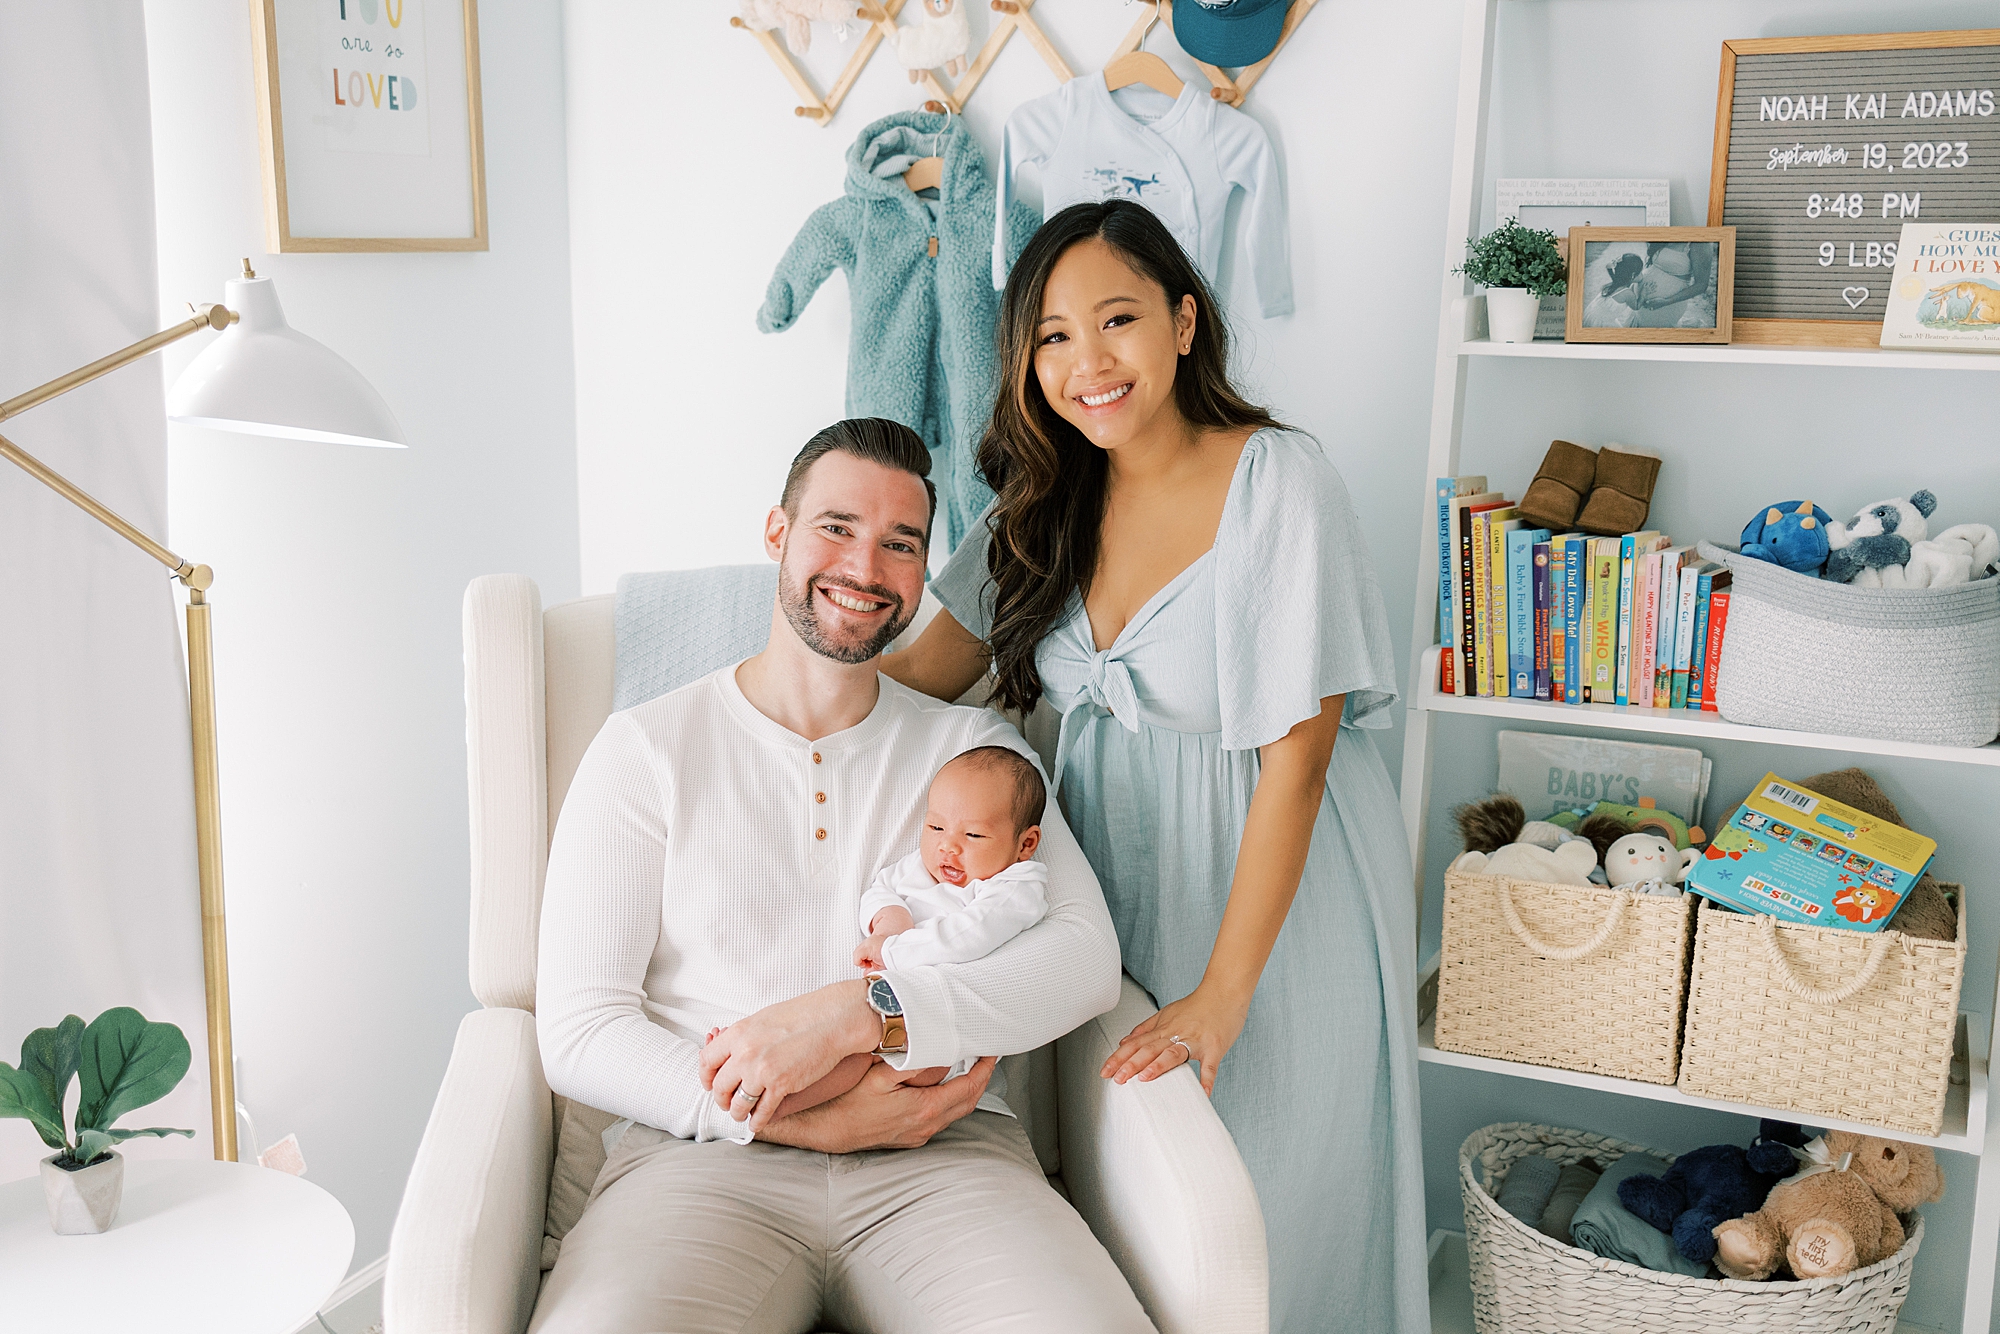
{"left": 976, "top": 200, "right": 1283, "bottom": 716}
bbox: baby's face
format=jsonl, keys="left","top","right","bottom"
{"left": 920, "top": 764, "right": 1033, "bottom": 887}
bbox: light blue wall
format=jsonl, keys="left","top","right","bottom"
{"left": 1415, "top": 4, "right": 1999, "bottom": 1330}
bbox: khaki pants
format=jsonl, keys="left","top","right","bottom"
{"left": 529, "top": 1111, "right": 1158, "bottom": 1334}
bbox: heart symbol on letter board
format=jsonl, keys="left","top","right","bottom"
{"left": 1842, "top": 286, "right": 1870, "bottom": 308}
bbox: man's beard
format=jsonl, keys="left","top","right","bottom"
{"left": 778, "top": 564, "right": 913, "bottom": 665}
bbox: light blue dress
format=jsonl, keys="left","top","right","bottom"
{"left": 934, "top": 429, "right": 1429, "bottom": 1334}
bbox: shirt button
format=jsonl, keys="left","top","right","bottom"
{"left": 815, "top": 828, "right": 828, "bottom": 840}
{"left": 815, "top": 792, "right": 827, "bottom": 803}
{"left": 812, "top": 752, "right": 823, "bottom": 764}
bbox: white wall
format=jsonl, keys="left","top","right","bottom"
{"left": 144, "top": 0, "right": 581, "bottom": 1273}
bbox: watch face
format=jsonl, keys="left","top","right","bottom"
{"left": 868, "top": 976, "right": 903, "bottom": 1017}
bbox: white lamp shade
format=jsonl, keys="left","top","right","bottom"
{"left": 167, "top": 274, "right": 407, "bottom": 448}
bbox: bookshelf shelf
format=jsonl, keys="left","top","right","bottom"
{"left": 1413, "top": 649, "right": 2000, "bottom": 768}
{"left": 1458, "top": 336, "right": 2000, "bottom": 372}
{"left": 1417, "top": 1012, "right": 1986, "bottom": 1157}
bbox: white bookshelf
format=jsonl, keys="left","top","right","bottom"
{"left": 1404, "top": 5, "right": 2000, "bottom": 1331}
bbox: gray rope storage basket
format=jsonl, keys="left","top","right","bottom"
{"left": 1460, "top": 1122, "right": 1923, "bottom": 1333}
{"left": 1696, "top": 541, "right": 2000, "bottom": 746}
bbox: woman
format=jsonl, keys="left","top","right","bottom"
{"left": 884, "top": 200, "right": 1427, "bottom": 1333}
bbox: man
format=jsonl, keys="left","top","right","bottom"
{"left": 532, "top": 418, "right": 1153, "bottom": 1332}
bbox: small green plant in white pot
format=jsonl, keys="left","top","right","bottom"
{"left": 0, "top": 1008, "right": 193, "bottom": 1234}
{"left": 1456, "top": 219, "right": 1567, "bottom": 343}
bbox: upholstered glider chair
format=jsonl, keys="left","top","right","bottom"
{"left": 384, "top": 571, "right": 1266, "bottom": 1334}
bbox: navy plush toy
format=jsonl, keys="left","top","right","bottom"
{"left": 1738, "top": 501, "right": 1834, "bottom": 575}
{"left": 1617, "top": 1120, "right": 1809, "bottom": 1264}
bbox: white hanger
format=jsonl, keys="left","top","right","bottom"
{"left": 1103, "top": 0, "right": 1185, "bottom": 99}
{"left": 903, "top": 100, "right": 949, "bottom": 195}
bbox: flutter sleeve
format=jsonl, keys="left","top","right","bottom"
{"left": 929, "top": 505, "right": 997, "bottom": 641}
{"left": 1215, "top": 431, "right": 1400, "bottom": 750}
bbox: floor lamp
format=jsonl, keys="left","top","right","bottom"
{"left": 0, "top": 261, "right": 404, "bottom": 1161}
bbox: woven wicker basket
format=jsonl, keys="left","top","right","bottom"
{"left": 1461, "top": 1122, "right": 1923, "bottom": 1333}
{"left": 1436, "top": 871, "right": 1695, "bottom": 1084}
{"left": 1678, "top": 892, "right": 1967, "bottom": 1136}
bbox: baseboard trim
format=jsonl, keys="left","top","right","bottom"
{"left": 291, "top": 1254, "right": 385, "bottom": 1334}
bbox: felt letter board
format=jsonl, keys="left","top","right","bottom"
{"left": 1708, "top": 30, "right": 2000, "bottom": 346}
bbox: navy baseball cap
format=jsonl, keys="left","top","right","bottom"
{"left": 1173, "top": 0, "right": 1291, "bottom": 68}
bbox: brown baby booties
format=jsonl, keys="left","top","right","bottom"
{"left": 1516, "top": 439, "right": 1597, "bottom": 531}
{"left": 1576, "top": 445, "right": 1662, "bottom": 535}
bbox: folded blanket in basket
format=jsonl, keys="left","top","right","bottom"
{"left": 1494, "top": 1152, "right": 1561, "bottom": 1225}
{"left": 1570, "top": 1153, "right": 1710, "bottom": 1277}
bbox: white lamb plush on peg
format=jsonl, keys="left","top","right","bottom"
{"left": 894, "top": 0, "right": 970, "bottom": 80}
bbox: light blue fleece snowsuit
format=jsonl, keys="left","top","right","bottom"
{"left": 758, "top": 111, "right": 1039, "bottom": 552}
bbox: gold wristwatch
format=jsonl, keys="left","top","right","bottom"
{"left": 865, "top": 974, "right": 907, "bottom": 1054}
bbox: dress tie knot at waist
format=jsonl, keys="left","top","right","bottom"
{"left": 1051, "top": 655, "right": 1140, "bottom": 801}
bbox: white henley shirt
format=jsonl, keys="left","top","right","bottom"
{"left": 535, "top": 665, "right": 1123, "bottom": 1143}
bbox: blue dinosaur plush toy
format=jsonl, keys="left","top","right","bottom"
{"left": 1738, "top": 501, "right": 1833, "bottom": 574}
{"left": 1617, "top": 1120, "right": 1808, "bottom": 1264}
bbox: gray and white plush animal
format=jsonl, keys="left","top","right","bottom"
{"left": 1824, "top": 491, "right": 1935, "bottom": 586}
{"left": 894, "top": 0, "right": 969, "bottom": 80}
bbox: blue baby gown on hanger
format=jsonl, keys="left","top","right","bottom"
{"left": 933, "top": 430, "right": 1428, "bottom": 1334}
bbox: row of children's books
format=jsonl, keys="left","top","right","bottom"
{"left": 1435, "top": 477, "right": 1734, "bottom": 709}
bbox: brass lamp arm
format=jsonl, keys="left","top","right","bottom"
{"left": 0, "top": 304, "right": 233, "bottom": 592}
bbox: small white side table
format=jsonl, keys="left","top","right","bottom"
{"left": 0, "top": 1158, "right": 354, "bottom": 1333}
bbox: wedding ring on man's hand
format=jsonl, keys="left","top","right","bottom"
{"left": 1168, "top": 1035, "right": 1194, "bottom": 1063}
{"left": 735, "top": 1087, "right": 764, "bottom": 1108}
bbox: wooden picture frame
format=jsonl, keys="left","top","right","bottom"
{"left": 1708, "top": 29, "right": 2000, "bottom": 347}
{"left": 1564, "top": 227, "right": 1736, "bottom": 344}
{"left": 250, "top": 0, "right": 488, "bottom": 252}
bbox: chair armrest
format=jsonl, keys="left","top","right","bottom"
{"left": 386, "top": 1008, "right": 553, "bottom": 1334}
{"left": 1056, "top": 975, "right": 1267, "bottom": 1334}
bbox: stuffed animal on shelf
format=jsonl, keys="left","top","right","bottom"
{"left": 1712, "top": 1130, "right": 1945, "bottom": 1281}
{"left": 1902, "top": 522, "right": 2000, "bottom": 588}
{"left": 1450, "top": 793, "right": 1600, "bottom": 887}
{"left": 1823, "top": 491, "right": 1935, "bottom": 586}
{"left": 738, "top": 0, "right": 862, "bottom": 55}
{"left": 893, "top": 0, "right": 970, "bottom": 80}
{"left": 1549, "top": 797, "right": 1704, "bottom": 850}
{"left": 1738, "top": 500, "right": 1832, "bottom": 575}
{"left": 1617, "top": 1120, "right": 1807, "bottom": 1264}
{"left": 1601, "top": 832, "right": 1696, "bottom": 896}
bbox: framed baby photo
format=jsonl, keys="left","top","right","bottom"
{"left": 1565, "top": 227, "right": 1736, "bottom": 344}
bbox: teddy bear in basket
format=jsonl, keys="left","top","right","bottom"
{"left": 1711, "top": 1130, "right": 1944, "bottom": 1280}
{"left": 1449, "top": 793, "right": 1623, "bottom": 886}
{"left": 1617, "top": 1119, "right": 1806, "bottom": 1264}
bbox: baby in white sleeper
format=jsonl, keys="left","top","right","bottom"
{"left": 705, "top": 745, "right": 1050, "bottom": 1120}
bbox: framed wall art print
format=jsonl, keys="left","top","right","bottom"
{"left": 251, "top": 0, "right": 489, "bottom": 252}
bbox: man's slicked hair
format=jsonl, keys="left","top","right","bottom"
{"left": 780, "top": 417, "right": 937, "bottom": 540}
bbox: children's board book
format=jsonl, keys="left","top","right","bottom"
{"left": 1698, "top": 588, "right": 1733, "bottom": 712}
{"left": 1532, "top": 538, "right": 1553, "bottom": 700}
{"left": 1498, "top": 731, "right": 1711, "bottom": 827}
{"left": 1587, "top": 537, "right": 1619, "bottom": 702}
{"left": 1686, "top": 567, "right": 1731, "bottom": 710}
{"left": 1436, "top": 477, "right": 1488, "bottom": 636}
{"left": 1880, "top": 223, "right": 2000, "bottom": 354}
{"left": 1614, "top": 531, "right": 1662, "bottom": 706}
{"left": 1669, "top": 560, "right": 1710, "bottom": 709}
{"left": 1507, "top": 527, "right": 1548, "bottom": 698}
{"left": 1559, "top": 533, "right": 1585, "bottom": 704}
{"left": 1455, "top": 497, "right": 1507, "bottom": 696}
{"left": 1652, "top": 547, "right": 1693, "bottom": 708}
{"left": 1488, "top": 516, "right": 1522, "bottom": 697}
{"left": 1687, "top": 774, "right": 1937, "bottom": 931}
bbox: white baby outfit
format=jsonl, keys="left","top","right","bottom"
{"left": 858, "top": 849, "right": 1051, "bottom": 970}
{"left": 993, "top": 72, "right": 1293, "bottom": 317}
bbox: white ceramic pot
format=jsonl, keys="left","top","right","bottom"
{"left": 41, "top": 1150, "right": 123, "bottom": 1234}
{"left": 1486, "top": 287, "right": 1542, "bottom": 343}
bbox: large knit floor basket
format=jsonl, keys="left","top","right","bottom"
{"left": 1678, "top": 893, "right": 1967, "bottom": 1136}
{"left": 1461, "top": 1122, "right": 1923, "bottom": 1333}
{"left": 1696, "top": 541, "right": 2000, "bottom": 746}
{"left": 1436, "top": 871, "right": 1695, "bottom": 1083}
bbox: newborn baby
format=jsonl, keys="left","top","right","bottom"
{"left": 706, "top": 745, "right": 1049, "bottom": 1121}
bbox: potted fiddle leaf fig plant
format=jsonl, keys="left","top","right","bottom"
{"left": 0, "top": 1007, "right": 193, "bottom": 1234}
{"left": 1456, "top": 218, "right": 1567, "bottom": 343}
